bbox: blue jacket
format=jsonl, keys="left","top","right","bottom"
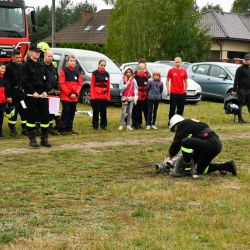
{"left": 146, "top": 80, "right": 163, "bottom": 100}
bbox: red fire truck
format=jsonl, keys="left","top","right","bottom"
{"left": 0, "top": 0, "right": 37, "bottom": 62}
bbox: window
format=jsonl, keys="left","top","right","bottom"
{"left": 84, "top": 25, "right": 92, "bottom": 31}
{"left": 96, "top": 25, "right": 105, "bottom": 31}
{"left": 52, "top": 54, "right": 61, "bottom": 69}
{"left": 210, "top": 65, "right": 227, "bottom": 78}
{"left": 194, "top": 64, "right": 210, "bottom": 76}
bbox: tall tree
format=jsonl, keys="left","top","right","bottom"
{"left": 105, "top": 0, "right": 211, "bottom": 62}
{"left": 232, "top": 0, "right": 250, "bottom": 13}
{"left": 200, "top": 3, "right": 223, "bottom": 12}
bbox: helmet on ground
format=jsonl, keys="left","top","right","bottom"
{"left": 37, "top": 42, "right": 50, "bottom": 53}
{"left": 169, "top": 114, "right": 184, "bottom": 131}
{"left": 4, "top": 105, "right": 15, "bottom": 119}
{"left": 224, "top": 94, "right": 240, "bottom": 115}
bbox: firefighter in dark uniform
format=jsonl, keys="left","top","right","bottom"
{"left": 4, "top": 49, "right": 27, "bottom": 136}
{"left": 166, "top": 114, "right": 237, "bottom": 177}
{"left": 43, "top": 50, "right": 60, "bottom": 135}
{"left": 20, "top": 43, "right": 51, "bottom": 147}
{"left": 90, "top": 59, "right": 110, "bottom": 130}
{"left": 232, "top": 55, "right": 250, "bottom": 123}
{"left": 132, "top": 63, "right": 149, "bottom": 128}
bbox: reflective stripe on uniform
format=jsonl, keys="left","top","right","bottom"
{"left": 21, "top": 120, "right": 27, "bottom": 124}
{"left": 8, "top": 120, "right": 17, "bottom": 125}
{"left": 40, "top": 123, "right": 50, "bottom": 128}
{"left": 49, "top": 120, "right": 53, "bottom": 124}
{"left": 203, "top": 166, "right": 209, "bottom": 174}
{"left": 26, "top": 123, "right": 36, "bottom": 128}
{"left": 181, "top": 146, "right": 193, "bottom": 154}
{"left": 54, "top": 113, "right": 60, "bottom": 117}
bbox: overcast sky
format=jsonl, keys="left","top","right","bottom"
{"left": 26, "top": 0, "right": 235, "bottom": 12}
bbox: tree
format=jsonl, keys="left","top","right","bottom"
{"left": 232, "top": 0, "right": 250, "bottom": 13}
{"left": 31, "top": 1, "right": 96, "bottom": 43}
{"left": 200, "top": 3, "right": 223, "bottom": 12}
{"left": 105, "top": 0, "right": 211, "bottom": 62}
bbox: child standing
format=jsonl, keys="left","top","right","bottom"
{"left": 90, "top": 59, "right": 110, "bottom": 130}
{"left": 132, "top": 63, "right": 149, "bottom": 128}
{"left": 0, "top": 63, "right": 7, "bottom": 137}
{"left": 118, "top": 67, "right": 138, "bottom": 131}
{"left": 59, "top": 55, "right": 82, "bottom": 135}
{"left": 146, "top": 70, "right": 163, "bottom": 129}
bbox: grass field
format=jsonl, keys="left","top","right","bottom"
{"left": 0, "top": 101, "right": 249, "bottom": 249}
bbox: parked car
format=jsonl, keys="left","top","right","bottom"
{"left": 155, "top": 60, "right": 191, "bottom": 69}
{"left": 187, "top": 62, "right": 240, "bottom": 101}
{"left": 50, "top": 48, "right": 123, "bottom": 104}
{"left": 120, "top": 62, "right": 202, "bottom": 103}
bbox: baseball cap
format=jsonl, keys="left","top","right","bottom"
{"left": 244, "top": 55, "right": 250, "bottom": 60}
{"left": 29, "top": 43, "right": 42, "bottom": 52}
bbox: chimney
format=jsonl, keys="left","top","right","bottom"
{"left": 82, "top": 10, "right": 93, "bottom": 26}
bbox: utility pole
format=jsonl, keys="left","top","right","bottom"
{"left": 52, "top": 0, "right": 56, "bottom": 47}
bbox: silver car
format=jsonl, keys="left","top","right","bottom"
{"left": 187, "top": 62, "right": 240, "bottom": 101}
{"left": 51, "top": 48, "right": 123, "bottom": 104}
{"left": 120, "top": 62, "right": 202, "bottom": 103}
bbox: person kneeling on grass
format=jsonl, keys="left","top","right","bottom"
{"left": 162, "top": 114, "right": 237, "bottom": 178}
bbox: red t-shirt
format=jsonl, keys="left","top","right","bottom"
{"left": 167, "top": 68, "right": 188, "bottom": 94}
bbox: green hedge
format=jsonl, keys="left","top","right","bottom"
{"left": 58, "top": 42, "right": 105, "bottom": 53}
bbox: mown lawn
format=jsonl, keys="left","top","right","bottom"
{"left": 0, "top": 101, "right": 249, "bottom": 249}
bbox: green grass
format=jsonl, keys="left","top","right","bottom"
{"left": 0, "top": 101, "right": 249, "bottom": 249}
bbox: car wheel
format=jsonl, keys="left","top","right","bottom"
{"left": 79, "top": 87, "right": 90, "bottom": 104}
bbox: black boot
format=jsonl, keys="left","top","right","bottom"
{"left": 238, "top": 112, "right": 247, "bottom": 123}
{"left": 208, "top": 161, "right": 237, "bottom": 176}
{"left": 21, "top": 124, "right": 28, "bottom": 136}
{"left": 9, "top": 124, "right": 18, "bottom": 136}
{"left": 35, "top": 123, "right": 41, "bottom": 136}
{"left": 28, "top": 130, "right": 39, "bottom": 148}
{"left": 222, "top": 161, "right": 237, "bottom": 176}
{"left": 48, "top": 123, "right": 58, "bottom": 135}
{"left": 22, "top": 128, "right": 28, "bottom": 136}
{"left": 41, "top": 129, "right": 52, "bottom": 147}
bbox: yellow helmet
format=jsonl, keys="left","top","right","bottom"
{"left": 37, "top": 42, "right": 50, "bottom": 53}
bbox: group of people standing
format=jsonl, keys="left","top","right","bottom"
{"left": 0, "top": 53, "right": 190, "bottom": 146}
{"left": 0, "top": 43, "right": 83, "bottom": 147}
{"left": 117, "top": 57, "right": 188, "bottom": 131}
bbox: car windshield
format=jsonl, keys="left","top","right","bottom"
{"left": 0, "top": 7, "right": 26, "bottom": 37}
{"left": 148, "top": 64, "right": 172, "bottom": 76}
{"left": 78, "top": 57, "right": 121, "bottom": 74}
{"left": 225, "top": 65, "right": 240, "bottom": 77}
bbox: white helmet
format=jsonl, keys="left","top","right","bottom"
{"left": 169, "top": 114, "right": 184, "bottom": 131}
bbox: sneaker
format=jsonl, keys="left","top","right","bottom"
{"left": 146, "top": 125, "right": 151, "bottom": 130}
{"left": 127, "top": 125, "right": 133, "bottom": 131}
{"left": 151, "top": 125, "right": 158, "bottom": 130}
{"left": 118, "top": 125, "right": 123, "bottom": 131}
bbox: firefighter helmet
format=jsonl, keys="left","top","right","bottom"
{"left": 37, "top": 42, "right": 50, "bottom": 53}
{"left": 224, "top": 94, "right": 240, "bottom": 115}
{"left": 4, "top": 105, "right": 15, "bottom": 119}
{"left": 169, "top": 114, "right": 184, "bottom": 131}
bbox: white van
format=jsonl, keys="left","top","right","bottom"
{"left": 51, "top": 48, "right": 122, "bottom": 104}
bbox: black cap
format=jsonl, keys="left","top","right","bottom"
{"left": 244, "top": 55, "right": 250, "bottom": 60}
{"left": 29, "top": 43, "right": 42, "bottom": 52}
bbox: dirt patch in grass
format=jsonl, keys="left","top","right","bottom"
{"left": 0, "top": 137, "right": 168, "bottom": 156}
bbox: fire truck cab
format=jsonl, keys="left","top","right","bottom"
{"left": 0, "top": 0, "right": 37, "bottom": 62}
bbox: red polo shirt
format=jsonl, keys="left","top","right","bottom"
{"left": 167, "top": 68, "right": 188, "bottom": 94}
